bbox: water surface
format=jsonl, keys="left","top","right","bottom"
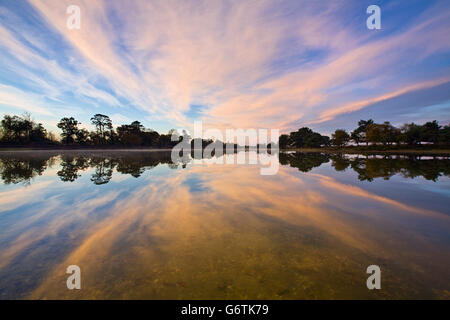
{"left": 0, "top": 151, "right": 449, "bottom": 299}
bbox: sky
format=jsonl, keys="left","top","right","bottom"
{"left": 0, "top": 0, "right": 449, "bottom": 136}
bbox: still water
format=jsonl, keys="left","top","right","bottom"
{"left": 0, "top": 151, "right": 449, "bottom": 299}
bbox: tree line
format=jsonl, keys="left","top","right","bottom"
{"left": 0, "top": 113, "right": 449, "bottom": 149}
{"left": 0, "top": 113, "right": 51, "bottom": 145}
{"left": 279, "top": 119, "right": 450, "bottom": 148}
{"left": 0, "top": 113, "right": 180, "bottom": 148}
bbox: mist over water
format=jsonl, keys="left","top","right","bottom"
{"left": 0, "top": 151, "right": 449, "bottom": 299}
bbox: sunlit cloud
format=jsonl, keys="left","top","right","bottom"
{"left": 0, "top": 0, "right": 449, "bottom": 133}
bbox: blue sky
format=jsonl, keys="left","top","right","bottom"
{"left": 0, "top": 0, "right": 449, "bottom": 136}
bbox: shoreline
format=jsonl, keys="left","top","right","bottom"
{"left": 0, "top": 147, "right": 450, "bottom": 155}
{"left": 282, "top": 148, "right": 450, "bottom": 155}
{"left": 0, "top": 148, "right": 173, "bottom": 153}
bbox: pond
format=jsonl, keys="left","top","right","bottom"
{"left": 0, "top": 151, "right": 449, "bottom": 299}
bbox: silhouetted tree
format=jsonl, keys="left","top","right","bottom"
{"left": 351, "top": 119, "right": 373, "bottom": 145}
{"left": 3, "top": 112, "right": 449, "bottom": 151}
{"left": 279, "top": 134, "right": 290, "bottom": 149}
{"left": 401, "top": 123, "right": 423, "bottom": 145}
{"left": 0, "top": 114, "right": 33, "bottom": 143}
{"left": 288, "top": 127, "right": 329, "bottom": 148}
{"left": 117, "top": 121, "right": 143, "bottom": 146}
{"left": 91, "top": 114, "right": 112, "bottom": 144}
{"left": 331, "top": 129, "right": 350, "bottom": 147}
{"left": 30, "top": 123, "right": 47, "bottom": 142}
{"left": 75, "top": 128, "right": 90, "bottom": 145}
{"left": 57, "top": 117, "right": 80, "bottom": 144}
{"left": 366, "top": 122, "right": 399, "bottom": 145}
{"left": 440, "top": 125, "right": 450, "bottom": 145}
{"left": 422, "top": 120, "right": 441, "bottom": 144}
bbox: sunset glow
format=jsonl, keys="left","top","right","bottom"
{"left": 1, "top": 0, "right": 449, "bottom": 134}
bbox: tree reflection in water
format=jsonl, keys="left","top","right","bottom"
{"left": 0, "top": 151, "right": 449, "bottom": 185}
{"left": 0, "top": 153, "right": 56, "bottom": 185}
{"left": 278, "top": 152, "right": 450, "bottom": 181}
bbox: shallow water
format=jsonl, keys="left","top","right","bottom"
{"left": 0, "top": 151, "right": 449, "bottom": 299}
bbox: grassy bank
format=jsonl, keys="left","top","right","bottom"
{"left": 0, "top": 147, "right": 172, "bottom": 153}
{"left": 282, "top": 147, "right": 450, "bottom": 155}
{"left": 1, "top": 145, "right": 450, "bottom": 155}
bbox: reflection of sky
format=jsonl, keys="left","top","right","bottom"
{"left": 183, "top": 174, "right": 210, "bottom": 193}
{"left": 313, "top": 162, "right": 450, "bottom": 215}
{"left": 0, "top": 155, "right": 449, "bottom": 299}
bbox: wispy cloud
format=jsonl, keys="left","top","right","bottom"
{"left": 0, "top": 0, "right": 448, "bottom": 133}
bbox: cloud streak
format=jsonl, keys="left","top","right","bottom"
{"left": 0, "top": 0, "right": 448, "bottom": 133}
